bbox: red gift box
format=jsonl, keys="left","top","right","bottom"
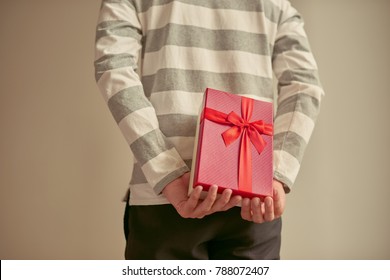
{"left": 189, "top": 88, "right": 273, "bottom": 199}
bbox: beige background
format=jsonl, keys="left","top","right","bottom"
{"left": 0, "top": 0, "right": 389, "bottom": 259}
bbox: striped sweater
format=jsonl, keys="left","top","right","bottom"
{"left": 94, "top": 0, "right": 324, "bottom": 205}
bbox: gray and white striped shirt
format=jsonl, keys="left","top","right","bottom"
{"left": 94, "top": 0, "right": 324, "bottom": 205}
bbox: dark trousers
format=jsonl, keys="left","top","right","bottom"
{"left": 124, "top": 204, "right": 281, "bottom": 260}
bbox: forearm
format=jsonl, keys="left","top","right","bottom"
{"left": 94, "top": 0, "right": 188, "bottom": 193}
{"left": 272, "top": 0, "right": 324, "bottom": 191}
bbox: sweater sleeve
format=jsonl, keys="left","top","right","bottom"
{"left": 272, "top": 0, "right": 324, "bottom": 192}
{"left": 94, "top": 0, "right": 189, "bottom": 194}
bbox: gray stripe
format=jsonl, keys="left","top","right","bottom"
{"left": 143, "top": 23, "right": 271, "bottom": 56}
{"left": 130, "top": 129, "right": 174, "bottom": 166}
{"left": 278, "top": 68, "right": 321, "bottom": 88}
{"left": 96, "top": 20, "right": 142, "bottom": 42}
{"left": 275, "top": 93, "right": 320, "bottom": 121}
{"left": 142, "top": 69, "right": 274, "bottom": 99}
{"left": 272, "top": 35, "right": 311, "bottom": 58}
{"left": 103, "top": 0, "right": 130, "bottom": 4}
{"left": 158, "top": 114, "right": 197, "bottom": 137}
{"left": 130, "top": 162, "right": 147, "bottom": 184}
{"left": 101, "top": 0, "right": 136, "bottom": 11}
{"left": 279, "top": 9, "right": 302, "bottom": 25}
{"left": 273, "top": 131, "right": 307, "bottom": 163}
{"left": 154, "top": 165, "right": 190, "bottom": 194}
{"left": 107, "top": 86, "right": 151, "bottom": 123}
{"left": 94, "top": 53, "right": 137, "bottom": 81}
{"left": 133, "top": 0, "right": 281, "bottom": 23}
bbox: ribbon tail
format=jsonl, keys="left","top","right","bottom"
{"left": 248, "top": 127, "right": 267, "bottom": 154}
{"left": 238, "top": 130, "right": 252, "bottom": 193}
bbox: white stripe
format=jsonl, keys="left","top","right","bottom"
{"left": 168, "top": 136, "right": 195, "bottom": 160}
{"left": 150, "top": 90, "right": 204, "bottom": 115}
{"left": 129, "top": 183, "right": 170, "bottom": 205}
{"left": 98, "top": 1, "right": 140, "bottom": 29}
{"left": 118, "top": 107, "right": 159, "bottom": 145}
{"left": 274, "top": 111, "right": 314, "bottom": 143}
{"left": 141, "top": 148, "right": 188, "bottom": 188}
{"left": 277, "top": 83, "right": 324, "bottom": 104}
{"left": 97, "top": 68, "right": 142, "bottom": 102}
{"left": 273, "top": 50, "right": 318, "bottom": 78}
{"left": 238, "top": 93, "right": 273, "bottom": 103}
{"left": 138, "top": 1, "right": 277, "bottom": 35}
{"left": 95, "top": 35, "right": 141, "bottom": 61}
{"left": 273, "top": 150, "right": 300, "bottom": 183}
{"left": 143, "top": 45, "right": 273, "bottom": 78}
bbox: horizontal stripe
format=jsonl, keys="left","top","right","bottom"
{"left": 118, "top": 107, "right": 159, "bottom": 145}
{"left": 143, "top": 23, "right": 272, "bottom": 56}
{"left": 154, "top": 165, "right": 190, "bottom": 194}
{"left": 133, "top": 0, "right": 282, "bottom": 23}
{"left": 108, "top": 86, "right": 151, "bottom": 123}
{"left": 150, "top": 90, "right": 204, "bottom": 116}
{"left": 167, "top": 136, "right": 195, "bottom": 160}
{"left": 141, "top": 69, "right": 274, "bottom": 99}
{"left": 158, "top": 114, "right": 197, "bottom": 137}
{"left": 273, "top": 149, "right": 300, "bottom": 187}
{"left": 138, "top": 1, "right": 277, "bottom": 36}
{"left": 273, "top": 35, "right": 311, "bottom": 57}
{"left": 276, "top": 93, "right": 320, "bottom": 121}
{"left": 130, "top": 149, "right": 193, "bottom": 185}
{"left": 97, "top": 68, "right": 142, "bottom": 102}
{"left": 94, "top": 53, "right": 137, "bottom": 81}
{"left": 274, "top": 50, "right": 318, "bottom": 73}
{"left": 142, "top": 45, "right": 272, "bottom": 78}
{"left": 96, "top": 20, "right": 142, "bottom": 42}
{"left": 130, "top": 129, "right": 174, "bottom": 166}
{"left": 278, "top": 68, "right": 321, "bottom": 87}
{"left": 104, "top": 0, "right": 130, "bottom": 4}
{"left": 141, "top": 148, "right": 189, "bottom": 192}
{"left": 274, "top": 111, "right": 315, "bottom": 143}
{"left": 98, "top": 1, "right": 139, "bottom": 26}
{"left": 275, "top": 20, "right": 307, "bottom": 42}
{"left": 273, "top": 131, "right": 307, "bottom": 163}
{"left": 278, "top": 83, "right": 323, "bottom": 104}
{"left": 94, "top": 35, "right": 140, "bottom": 64}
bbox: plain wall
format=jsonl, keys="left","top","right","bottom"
{"left": 0, "top": 0, "right": 389, "bottom": 259}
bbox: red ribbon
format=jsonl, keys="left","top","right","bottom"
{"left": 204, "top": 97, "right": 273, "bottom": 193}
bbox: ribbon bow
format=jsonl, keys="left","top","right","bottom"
{"left": 204, "top": 97, "right": 273, "bottom": 193}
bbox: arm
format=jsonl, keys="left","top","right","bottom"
{"left": 241, "top": 0, "right": 323, "bottom": 223}
{"left": 272, "top": 0, "right": 324, "bottom": 192}
{"left": 94, "top": 0, "right": 189, "bottom": 194}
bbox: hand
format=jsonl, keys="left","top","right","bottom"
{"left": 162, "top": 172, "right": 242, "bottom": 219}
{"left": 240, "top": 179, "right": 286, "bottom": 223}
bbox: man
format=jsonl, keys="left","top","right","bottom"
{"left": 94, "top": 0, "right": 323, "bottom": 259}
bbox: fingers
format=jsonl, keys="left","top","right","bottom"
{"left": 240, "top": 198, "right": 252, "bottom": 221}
{"left": 272, "top": 184, "right": 286, "bottom": 218}
{"left": 179, "top": 185, "right": 243, "bottom": 219}
{"left": 250, "top": 197, "right": 264, "bottom": 223}
{"left": 241, "top": 196, "right": 276, "bottom": 223}
{"left": 192, "top": 185, "right": 218, "bottom": 218}
{"left": 263, "top": 197, "right": 274, "bottom": 222}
